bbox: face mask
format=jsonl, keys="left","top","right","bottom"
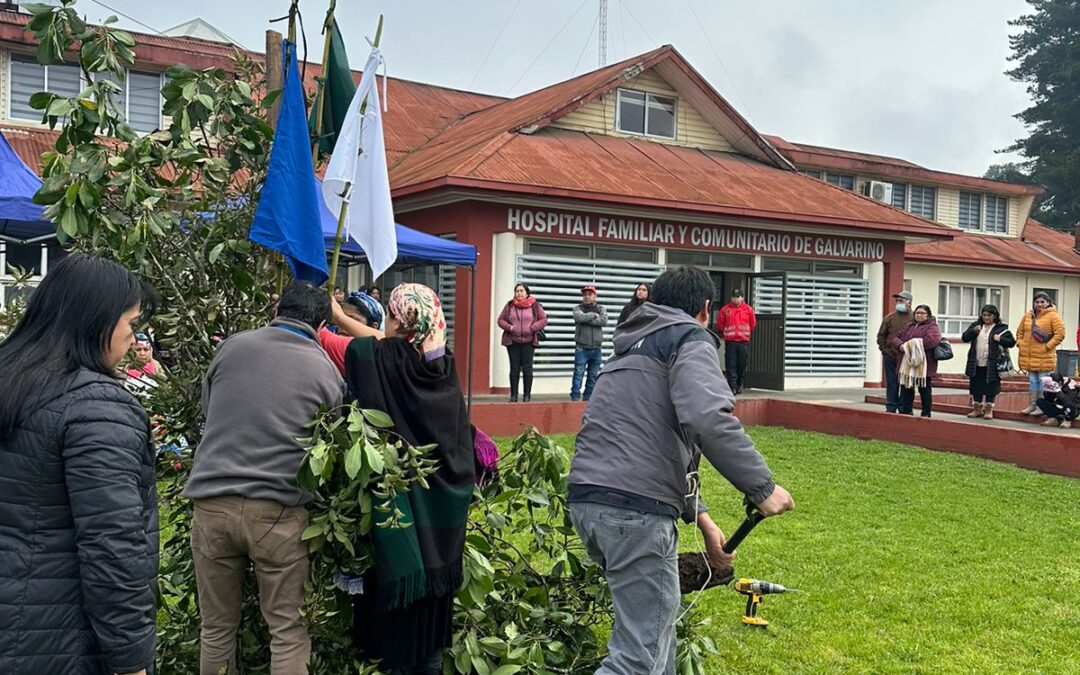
{"left": 896, "top": 303, "right": 908, "bottom": 313}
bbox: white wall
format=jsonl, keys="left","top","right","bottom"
{"left": 489, "top": 232, "right": 519, "bottom": 391}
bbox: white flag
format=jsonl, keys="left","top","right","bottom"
{"left": 322, "top": 47, "right": 397, "bottom": 280}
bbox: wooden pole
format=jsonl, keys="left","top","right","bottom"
{"left": 311, "top": 0, "right": 338, "bottom": 167}
{"left": 265, "top": 30, "right": 283, "bottom": 128}
{"left": 327, "top": 14, "right": 383, "bottom": 296}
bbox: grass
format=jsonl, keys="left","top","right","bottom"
{"left": 541, "top": 427, "right": 1080, "bottom": 674}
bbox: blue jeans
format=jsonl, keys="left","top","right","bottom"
{"left": 570, "top": 502, "right": 679, "bottom": 675}
{"left": 571, "top": 347, "right": 602, "bottom": 400}
{"left": 1029, "top": 371, "right": 1049, "bottom": 393}
{"left": 883, "top": 355, "right": 900, "bottom": 412}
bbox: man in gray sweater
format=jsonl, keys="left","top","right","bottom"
{"left": 569, "top": 266, "right": 794, "bottom": 674}
{"left": 184, "top": 281, "right": 343, "bottom": 675}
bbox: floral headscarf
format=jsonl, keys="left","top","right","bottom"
{"left": 387, "top": 283, "right": 447, "bottom": 362}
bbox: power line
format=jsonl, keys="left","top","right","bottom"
{"left": 467, "top": 0, "right": 524, "bottom": 90}
{"left": 573, "top": 10, "right": 600, "bottom": 75}
{"left": 621, "top": 1, "right": 656, "bottom": 46}
{"left": 683, "top": 0, "right": 752, "bottom": 118}
{"left": 505, "top": 0, "right": 591, "bottom": 95}
{"left": 86, "top": 0, "right": 164, "bottom": 35}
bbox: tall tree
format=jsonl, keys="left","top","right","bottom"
{"left": 1006, "top": 0, "right": 1080, "bottom": 230}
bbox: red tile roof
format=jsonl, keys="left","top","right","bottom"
{"left": 394, "top": 127, "right": 953, "bottom": 238}
{"left": 907, "top": 219, "right": 1080, "bottom": 274}
{"left": 765, "top": 134, "right": 1044, "bottom": 197}
{"left": 0, "top": 125, "right": 58, "bottom": 174}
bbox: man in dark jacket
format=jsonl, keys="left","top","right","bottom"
{"left": 569, "top": 266, "right": 794, "bottom": 674}
{"left": 185, "top": 281, "right": 343, "bottom": 675}
{"left": 876, "top": 290, "right": 913, "bottom": 413}
{"left": 570, "top": 284, "right": 607, "bottom": 401}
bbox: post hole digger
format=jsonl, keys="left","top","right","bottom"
{"left": 677, "top": 500, "right": 799, "bottom": 628}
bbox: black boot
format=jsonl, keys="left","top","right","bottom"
{"left": 509, "top": 395, "right": 517, "bottom": 403}
{"left": 522, "top": 394, "right": 531, "bottom": 402}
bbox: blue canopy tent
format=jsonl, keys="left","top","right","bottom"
{"left": 0, "top": 130, "right": 54, "bottom": 244}
{"left": 316, "top": 179, "right": 480, "bottom": 406}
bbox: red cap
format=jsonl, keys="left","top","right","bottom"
{"left": 581, "top": 285, "right": 597, "bottom": 294}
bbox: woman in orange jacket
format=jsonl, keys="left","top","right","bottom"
{"left": 1016, "top": 291, "right": 1066, "bottom": 415}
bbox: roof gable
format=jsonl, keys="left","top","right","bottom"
{"left": 390, "top": 45, "right": 791, "bottom": 187}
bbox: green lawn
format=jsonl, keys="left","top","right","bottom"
{"left": 544, "top": 427, "right": 1080, "bottom": 674}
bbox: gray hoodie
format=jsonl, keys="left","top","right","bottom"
{"left": 569, "top": 302, "right": 775, "bottom": 521}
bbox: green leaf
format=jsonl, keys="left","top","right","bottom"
{"left": 344, "top": 441, "right": 362, "bottom": 479}
{"left": 196, "top": 93, "right": 215, "bottom": 110}
{"left": 492, "top": 666, "right": 523, "bottom": 675}
{"left": 208, "top": 242, "right": 225, "bottom": 264}
{"left": 64, "top": 182, "right": 79, "bottom": 207}
{"left": 364, "top": 441, "right": 385, "bottom": 474}
{"left": 59, "top": 207, "right": 78, "bottom": 237}
{"left": 300, "top": 524, "right": 324, "bottom": 541}
{"left": 112, "top": 29, "right": 136, "bottom": 47}
{"left": 360, "top": 408, "right": 393, "bottom": 428}
{"left": 28, "top": 92, "right": 54, "bottom": 110}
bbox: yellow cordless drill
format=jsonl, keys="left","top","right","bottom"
{"left": 733, "top": 578, "right": 798, "bottom": 628}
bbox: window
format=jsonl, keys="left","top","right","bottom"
{"left": 802, "top": 169, "right": 823, "bottom": 180}
{"left": 616, "top": 88, "right": 676, "bottom": 139}
{"left": 825, "top": 173, "right": 855, "bottom": 191}
{"left": 667, "top": 250, "right": 752, "bottom": 270}
{"left": 958, "top": 192, "right": 982, "bottom": 230}
{"left": 762, "top": 258, "right": 861, "bottom": 276}
{"left": 1033, "top": 288, "right": 1058, "bottom": 306}
{"left": 892, "top": 182, "right": 907, "bottom": 210}
{"left": 9, "top": 53, "right": 81, "bottom": 121}
{"left": 525, "top": 240, "right": 656, "bottom": 263}
{"left": 938, "top": 283, "right": 1004, "bottom": 335}
{"left": 909, "top": 185, "right": 936, "bottom": 220}
{"left": 94, "top": 69, "right": 162, "bottom": 133}
{"left": 762, "top": 257, "right": 812, "bottom": 274}
{"left": 903, "top": 279, "right": 912, "bottom": 293}
{"left": 984, "top": 196, "right": 1008, "bottom": 233}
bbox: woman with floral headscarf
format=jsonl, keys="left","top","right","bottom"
{"left": 319, "top": 284, "right": 474, "bottom": 674}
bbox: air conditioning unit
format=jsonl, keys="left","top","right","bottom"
{"left": 865, "top": 180, "right": 894, "bottom": 204}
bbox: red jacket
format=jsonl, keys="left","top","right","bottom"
{"left": 716, "top": 302, "right": 756, "bottom": 342}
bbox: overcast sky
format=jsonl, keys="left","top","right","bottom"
{"left": 78, "top": 0, "right": 1035, "bottom": 176}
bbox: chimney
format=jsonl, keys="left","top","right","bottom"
{"left": 1074, "top": 224, "right": 1080, "bottom": 254}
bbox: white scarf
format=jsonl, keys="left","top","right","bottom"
{"left": 899, "top": 337, "right": 928, "bottom": 389}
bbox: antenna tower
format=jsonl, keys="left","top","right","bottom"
{"left": 598, "top": 0, "right": 608, "bottom": 66}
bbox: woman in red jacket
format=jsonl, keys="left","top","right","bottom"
{"left": 497, "top": 284, "right": 548, "bottom": 402}
{"left": 890, "top": 305, "right": 942, "bottom": 417}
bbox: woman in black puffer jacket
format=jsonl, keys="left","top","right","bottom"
{"left": 0, "top": 254, "right": 158, "bottom": 675}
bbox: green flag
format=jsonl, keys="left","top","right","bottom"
{"left": 309, "top": 20, "right": 357, "bottom": 155}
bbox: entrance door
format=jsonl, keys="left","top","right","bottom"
{"left": 743, "top": 272, "right": 786, "bottom": 391}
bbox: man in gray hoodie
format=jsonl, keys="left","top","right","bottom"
{"left": 569, "top": 266, "right": 794, "bottom": 674}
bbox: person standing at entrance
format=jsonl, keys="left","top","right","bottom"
{"left": 716, "top": 289, "right": 756, "bottom": 394}
{"left": 1016, "top": 291, "right": 1066, "bottom": 416}
{"left": 962, "top": 305, "right": 1015, "bottom": 420}
{"left": 571, "top": 285, "right": 607, "bottom": 401}
{"left": 498, "top": 283, "right": 548, "bottom": 402}
{"left": 876, "top": 290, "right": 913, "bottom": 413}
{"left": 184, "top": 281, "right": 344, "bottom": 675}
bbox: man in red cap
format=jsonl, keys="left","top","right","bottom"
{"left": 571, "top": 284, "right": 607, "bottom": 401}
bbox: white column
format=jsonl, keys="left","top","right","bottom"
{"left": 490, "top": 232, "right": 518, "bottom": 390}
{"left": 865, "top": 261, "right": 884, "bottom": 385}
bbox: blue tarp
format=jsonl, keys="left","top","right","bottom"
{"left": 317, "top": 179, "right": 476, "bottom": 267}
{"left": 0, "top": 130, "right": 53, "bottom": 243}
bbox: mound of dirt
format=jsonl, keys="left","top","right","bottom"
{"left": 677, "top": 552, "right": 734, "bottom": 594}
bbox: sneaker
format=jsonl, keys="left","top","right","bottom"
{"left": 1061, "top": 420, "right": 1072, "bottom": 429}
{"left": 1020, "top": 404, "right": 1038, "bottom": 415}
{"left": 1042, "top": 417, "right": 1059, "bottom": 427}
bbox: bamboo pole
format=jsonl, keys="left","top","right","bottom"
{"left": 327, "top": 14, "right": 383, "bottom": 296}
{"left": 311, "top": 0, "right": 338, "bottom": 167}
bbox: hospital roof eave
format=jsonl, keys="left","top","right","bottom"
{"left": 390, "top": 176, "right": 956, "bottom": 242}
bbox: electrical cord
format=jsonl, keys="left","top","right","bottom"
{"left": 675, "top": 469, "right": 711, "bottom": 625}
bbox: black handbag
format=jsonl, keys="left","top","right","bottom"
{"left": 932, "top": 341, "right": 954, "bottom": 361}
{"left": 531, "top": 303, "right": 547, "bottom": 342}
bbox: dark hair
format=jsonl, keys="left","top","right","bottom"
{"left": 0, "top": 253, "right": 156, "bottom": 439}
{"left": 980, "top": 304, "right": 1001, "bottom": 323}
{"left": 627, "top": 283, "right": 650, "bottom": 308}
{"left": 1033, "top": 291, "right": 1052, "bottom": 305}
{"left": 913, "top": 304, "right": 934, "bottom": 319}
{"left": 276, "top": 281, "right": 331, "bottom": 329}
{"left": 650, "top": 266, "right": 712, "bottom": 318}
{"left": 514, "top": 283, "right": 531, "bottom": 297}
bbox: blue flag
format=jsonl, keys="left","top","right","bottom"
{"left": 250, "top": 40, "right": 328, "bottom": 285}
